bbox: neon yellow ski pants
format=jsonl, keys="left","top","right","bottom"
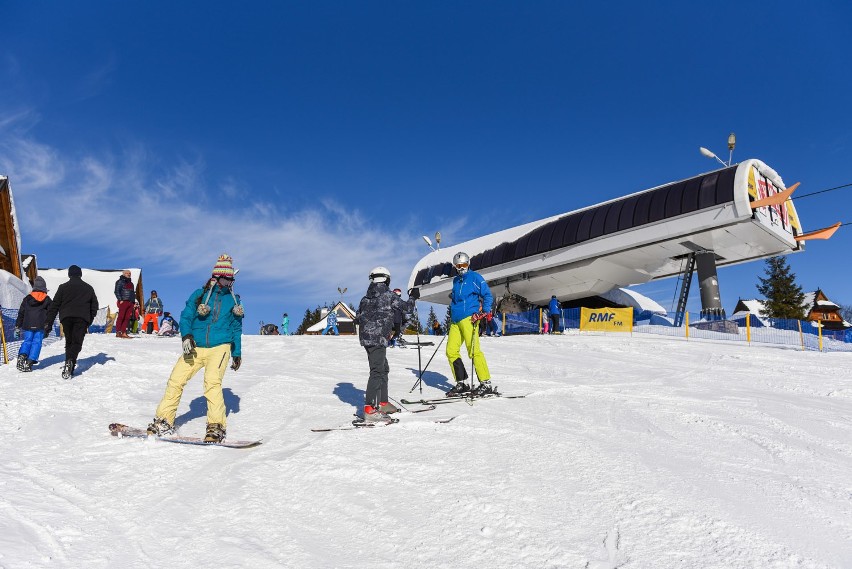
{"left": 154, "top": 344, "right": 231, "bottom": 427}
{"left": 446, "top": 316, "right": 490, "bottom": 382}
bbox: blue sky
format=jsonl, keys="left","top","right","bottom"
{"left": 1, "top": 2, "right": 850, "bottom": 329}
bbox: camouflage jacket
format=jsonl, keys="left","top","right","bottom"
{"left": 355, "top": 282, "right": 415, "bottom": 347}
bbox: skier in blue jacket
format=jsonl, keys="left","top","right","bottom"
{"left": 445, "top": 251, "right": 495, "bottom": 397}
{"left": 147, "top": 254, "right": 244, "bottom": 443}
{"left": 548, "top": 295, "right": 561, "bottom": 334}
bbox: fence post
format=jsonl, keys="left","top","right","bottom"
{"left": 539, "top": 308, "right": 542, "bottom": 334}
{"left": 685, "top": 311, "right": 689, "bottom": 340}
{"left": 797, "top": 320, "right": 804, "bottom": 351}
{"left": 746, "top": 313, "right": 751, "bottom": 345}
{"left": 0, "top": 310, "right": 7, "bottom": 364}
{"left": 818, "top": 321, "right": 823, "bottom": 352}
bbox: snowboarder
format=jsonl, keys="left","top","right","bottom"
{"left": 143, "top": 290, "right": 164, "bottom": 334}
{"left": 445, "top": 251, "right": 495, "bottom": 397}
{"left": 281, "top": 312, "right": 290, "bottom": 335}
{"left": 548, "top": 295, "right": 561, "bottom": 334}
{"left": 322, "top": 309, "right": 339, "bottom": 335}
{"left": 44, "top": 265, "right": 100, "bottom": 379}
{"left": 147, "top": 254, "right": 244, "bottom": 443}
{"left": 14, "top": 276, "right": 53, "bottom": 372}
{"left": 353, "top": 266, "right": 418, "bottom": 423}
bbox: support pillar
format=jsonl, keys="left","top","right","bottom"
{"left": 695, "top": 251, "right": 725, "bottom": 320}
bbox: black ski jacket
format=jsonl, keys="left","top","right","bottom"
{"left": 46, "top": 267, "right": 100, "bottom": 326}
{"left": 355, "top": 282, "right": 415, "bottom": 347}
{"left": 16, "top": 294, "right": 53, "bottom": 330}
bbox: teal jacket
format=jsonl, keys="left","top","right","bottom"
{"left": 179, "top": 285, "right": 243, "bottom": 357}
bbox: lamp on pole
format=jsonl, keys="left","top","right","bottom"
{"left": 699, "top": 132, "right": 736, "bottom": 167}
{"left": 422, "top": 231, "right": 442, "bottom": 252}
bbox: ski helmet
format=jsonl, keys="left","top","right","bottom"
{"left": 453, "top": 252, "right": 470, "bottom": 274}
{"left": 369, "top": 266, "right": 391, "bottom": 284}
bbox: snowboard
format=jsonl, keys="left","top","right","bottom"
{"left": 108, "top": 423, "right": 262, "bottom": 449}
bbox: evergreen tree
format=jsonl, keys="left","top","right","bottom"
{"left": 296, "top": 305, "right": 326, "bottom": 335}
{"left": 840, "top": 304, "right": 852, "bottom": 324}
{"left": 444, "top": 305, "right": 452, "bottom": 331}
{"left": 756, "top": 256, "right": 806, "bottom": 319}
{"left": 405, "top": 306, "right": 423, "bottom": 334}
{"left": 425, "top": 306, "right": 439, "bottom": 334}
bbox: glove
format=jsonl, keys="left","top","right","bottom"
{"left": 181, "top": 334, "right": 197, "bottom": 355}
{"left": 231, "top": 356, "right": 242, "bottom": 371}
{"left": 43, "top": 324, "right": 52, "bottom": 337}
{"left": 486, "top": 311, "right": 493, "bottom": 322}
{"left": 13, "top": 327, "right": 20, "bottom": 340}
{"left": 408, "top": 287, "right": 420, "bottom": 301}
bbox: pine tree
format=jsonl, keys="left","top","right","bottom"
{"left": 425, "top": 306, "right": 439, "bottom": 334}
{"left": 444, "top": 305, "right": 452, "bottom": 332}
{"left": 756, "top": 256, "right": 806, "bottom": 319}
{"left": 405, "top": 306, "right": 423, "bottom": 334}
{"left": 296, "top": 305, "right": 326, "bottom": 335}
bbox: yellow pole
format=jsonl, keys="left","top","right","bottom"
{"left": 0, "top": 311, "right": 7, "bottom": 364}
{"left": 746, "top": 313, "right": 751, "bottom": 345}
{"left": 539, "top": 308, "right": 543, "bottom": 334}
{"left": 685, "top": 311, "right": 689, "bottom": 340}
{"left": 798, "top": 320, "right": 804, "bottom": 351}
{"left": 818, "top": 320, "right": 823, "bottom": 352}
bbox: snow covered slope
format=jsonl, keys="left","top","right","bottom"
{"left": 1, "top": 334, "right": 850, "bottom": 568}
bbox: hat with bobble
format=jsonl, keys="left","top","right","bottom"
{"left": 212, "top": 254, "right": 236, "bottom": 278}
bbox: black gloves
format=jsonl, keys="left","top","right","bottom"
{"left": 43, "top": 324, "right": 52, "bottom": 337}
{"left": 181, "top": 334, "right": 197, "bottom": 355}
{"left": 408, "top": 287, "right": 420, "bottom": 301}
{"left": 231, "top": 356, "right": 242, "bottom": 371}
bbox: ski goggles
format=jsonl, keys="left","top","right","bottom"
{"left": 454, "top": 262, "right": 469, "bottom": 271}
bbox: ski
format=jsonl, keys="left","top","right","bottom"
{"left": 312, "top": 415, "right": 456, "bottom": 432}
{"left": 108, "top": 423, "right": 262, "bottom": 449}
{"left": 401, "top": 393, "right": 528, "bottom": 406}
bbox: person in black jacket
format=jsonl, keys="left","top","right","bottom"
{"left": 14, "top": 276, "right": 52, "bottom": 372}
{"left": 353, "top": 266, "right": 418, "bottom": 424}
{"left": 114, "top": 269, "right": 136, "bottom": 338}
{"left": 44, "top": 265, "right": 100, "bottom": 379}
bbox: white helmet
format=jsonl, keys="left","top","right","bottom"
{"left": 452, "top": 252, "right": 470, "bottom": 274}
{"left": 369, "top": 266, "right": 391, "bottom": 284}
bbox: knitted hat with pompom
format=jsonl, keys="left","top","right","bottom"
{"left": 212, "top": 254, "right": 236, "bottom": 278}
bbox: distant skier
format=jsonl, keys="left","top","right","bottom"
{"left": 281, "top": 312, "right": 290, "bottom": 335}
{"left": 353, "top": 266, "right": 418, "bottom": 423}
{"left": 147, "top": 254, "right": 244, "bottom": 443}
{"left": 14, "top": 276, "right": 53, "bottom": 372}
{"left": 44, "top": 265, "right": 100, "bottom": 379}
{"left": 548, "top": 295, "right": 561, "bottom": 334}
{"left": 389, "top": 288, "right": 408, "bottom": 347}
{"left": 322, "top": 309, "right": 339, "bottom": 335}
{"left": 445, "top": 251, "right": 495, "bottom": 397}
{"left": 143, "top": 290, "right": 164, "bottom": 334}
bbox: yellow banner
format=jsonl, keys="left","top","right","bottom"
{"left": 580, "top": 307, "right": 633, "bottom": 332}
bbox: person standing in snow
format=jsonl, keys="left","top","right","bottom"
{"left": 281, "top": 313, "right": 290, "bottom": 335}
{"left": 143, "top": 290, "right": 164, "bottom": 334}
{"left": 353, "top": 266, "right": 418, "bottom": 423}
{"left": 445, "top": 251, "right": 495, "bottom": 397}
{"left": 44, "top": 265, "right": 100, "bottom": 379}
{"left": 548, "top": 295, "right": 561, "bottom": 334}
{"left": 147, "top": 254, "right": 244, "bottom": 443}
{"left": 14, "top": 276, "right": 53, "bottom": 372}
{"left": 113, "top": 269, "right": 136, "bottom": 338}
{"left": 322, "top": 309, "right": 339, "bottom": 335}
{"left": 389, "top": 288, "right": 407, "bottom": 347}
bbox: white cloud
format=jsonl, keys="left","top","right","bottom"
{"left": 0, "top": 128, "right": 428, "bottom": 297}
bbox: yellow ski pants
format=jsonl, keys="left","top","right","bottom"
{"left": 446, "top": 316, "right": 490, "bottom": 382}
{"left": 154, "top": 344, "right": 231, "bottom": 427}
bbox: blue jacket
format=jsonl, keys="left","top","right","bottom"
{"left": 549, "top": 297, "right": 561, "bottom": 314}
{"left": 450, "top": 271, "right": 493, "bottom": 323}
{"left": 180, "top": 285, "right": 243, "bottom": 357}
{"left": 327, "top": 311, "right": 338, "bottom": 326}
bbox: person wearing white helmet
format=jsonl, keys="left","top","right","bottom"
{"left": 445, "top": 251, "right": 495, "bottom": 397}
{"left": 353, "top": 266, "right": 419, "bottom": 423}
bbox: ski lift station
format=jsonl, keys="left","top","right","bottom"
{"left": 408, "top": 159, "right": 838, "bottom": 319}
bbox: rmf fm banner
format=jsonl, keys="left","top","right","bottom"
{"left": 579, "top": 307, "right": 633, "bottom": 333}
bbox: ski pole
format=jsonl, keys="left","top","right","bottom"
{"left": 408, "top": 334, "right": 447, "bottom": 392}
